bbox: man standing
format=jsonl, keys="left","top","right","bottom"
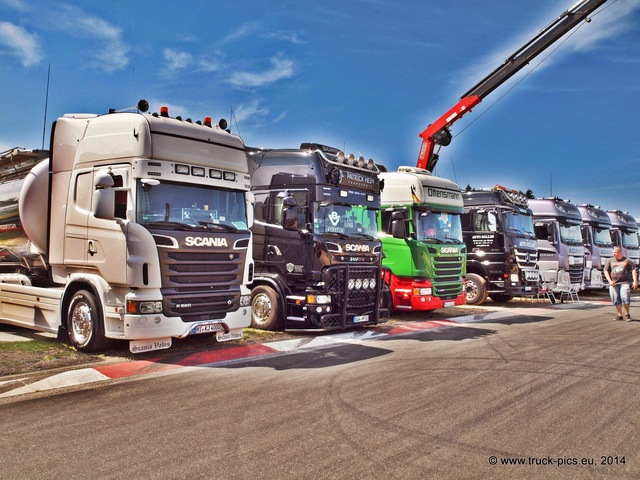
{"left": 603, "top": 246, "right": 638, "bottom": 321}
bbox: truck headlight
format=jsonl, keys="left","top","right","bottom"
{"left": 413, "top": 288, "right": 432, "bottom": 296}
{"left": 240, "top": 294, "right": 251, "bottom": 307}
{"left": 127, "top": 301, "right": 163, "bottom": 314}
{"left": 307, "top": 294, "right": 331, "bottom": 304}
{"left": 510, "top": 273, "right": 519, "bottom": 283}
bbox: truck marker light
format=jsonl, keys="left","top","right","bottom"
{"left": 204, "top": 117, "right": 212, "bottom": 127}
{"left": 160, "top": 106, "right": 169, "bottom": 117}
{"left": 176, "top": 164, "right": 189, "bottom": 175}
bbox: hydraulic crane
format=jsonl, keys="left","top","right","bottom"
{"left": 417, "top": 0, "right": 609, "bottom": 172}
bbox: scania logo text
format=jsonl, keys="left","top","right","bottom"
{"left": 440, "top": 247, "right": 458, "bottom": 254}
{"left": 345, "top": 244, "right": 371, "bottom": 252}
{"left": 185, "top": 236, "right": 228, "bottom": 247}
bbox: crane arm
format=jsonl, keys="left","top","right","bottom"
{"left": 417, "top": 0, "right": 608, "bottom": 172}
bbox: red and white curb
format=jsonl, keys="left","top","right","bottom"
{"left": 0, "top": 305, "right": 578, "bottom": 399}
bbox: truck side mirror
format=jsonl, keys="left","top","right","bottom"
{"left": 390, "top": 211, "right": 406, "bottom": 239}
{"left": 93, "top": 171, "right": 115, "bottom": 220}
{"left": 280, "top": 193, "right": 298, "bottom": 231}
{"left": 283, "top": 208, "right": 298, "bottom": 231}
{"left": 245, "top": 192, "right": 255, "bottom": 228}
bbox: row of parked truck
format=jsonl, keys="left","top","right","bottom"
{"left": 2, "top": 103, "right": 636, "bottom": 354}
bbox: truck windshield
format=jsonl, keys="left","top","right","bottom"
{"left": 503, "top": 211, "right": 535, "bottom": 236}
{"left": 622, "top": 231, "right": 639, "bottom": 249}
{"left": 313, "top": 204, "right": 378, "bottom": 239}
{"left": 416, "top": 211, "right": 462, "bottom": 243}
{"left": 559, "top": 222, "right": 583, "bottom": 245}
{"left": 136, "top": 180, "right": 248, "bottom": 231}
{"left": 593, "top": 227, "right": 613, "bottom": 247}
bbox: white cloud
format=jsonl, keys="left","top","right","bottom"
{"left": 0, "top": 22, "right": 43, "bottom": 67}
{"left": 163, "top": 48, "right": 193, "bottom": 71}
{"left": 265, "top": 32, "right": 305, "bottom": 45}
{"left": 219, "top": 22, "right": 259, "bottom": 46}
{"left": 233, "top": 100, "right": 270, "bottom": 123}
{"left": 54, "top": 4, "right": 130, "bottom": 72}
{"left": 228, "top": 54, "right": 295, "bottom": 88}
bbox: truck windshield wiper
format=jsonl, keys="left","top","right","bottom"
{"left": 197, "top": 221, "right": 245, "bottom": 232}
{"left": 323, "top": 231, "right": 350, "bottom": 239}
{"left": 144, "top": 221, "right": 196, "bottom": 230}
{"left": 350, "top": 233, "right": 375, "bottom": 240}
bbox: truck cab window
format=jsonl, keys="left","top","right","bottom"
{"left": 74, "top": 173, "right": 93, "bottom": 212}
{"left": 474, "top": 211, "right": 497, "bottom": 232}
{"left": 112, "top": 174, "right": 127, "bottom": 219}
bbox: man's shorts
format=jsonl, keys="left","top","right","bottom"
{"left": 609, "top": 283, "right": 631, "bottom": 306}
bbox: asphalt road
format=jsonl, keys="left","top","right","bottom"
{"left": 1, "top": 299, "right": 639, "bottom": 479}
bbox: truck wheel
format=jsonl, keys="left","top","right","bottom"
{"left": 251, "top": 285, "right": 282, "bottom": 331}
{"left": 465, "top": 274, "right": 488, "bottom": 306}
{"left": 66, "top": 289, "right": 112, "bottom": 352}
{"left": 489, "top": 293, "right": 513, "bottom": 303}
{"left": 380, "top": 288, "right": 394, "bottom": 316}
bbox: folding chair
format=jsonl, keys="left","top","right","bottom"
{"left": 558, "top": 284, "right": 580, "bottom": 303}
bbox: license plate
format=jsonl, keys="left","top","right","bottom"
{"left": 216, "top": 330, "right": 243, "bottom": 342}
{"left": 444, "top": 301, "right": 455, "bottom": 307}
{"left": 353, "top": 314, "right": 370, "bottom": 323}
{"left": 129, "top": 337, "right": 172, "bottom": 354}
{"left": 525, "top": 286, "right": 532, "bottom": 291}
{"left": 192, "top": 322, "right": 224, "bottom": 335}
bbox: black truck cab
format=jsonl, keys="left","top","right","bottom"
{"left": 247, "top": 143, "right": 389, "bottom": 330}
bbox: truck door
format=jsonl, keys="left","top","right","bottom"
{"left": 64, "top": 170, "right": 92, "bottom": 266}
{"left": 85, "top": 165, "right": 130, "bottom": 285}
{"left": 265, "top": 190, "right": 311, "bottom": 279}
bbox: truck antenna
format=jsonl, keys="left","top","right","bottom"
{"left": 41, "top": 63, "right": 51, "bottom": 150}
{"left": 230, "top": 107, "right": 241, "bottom": 136}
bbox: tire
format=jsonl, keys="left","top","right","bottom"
{"left": 66, "top": 289, "right": 112, "bottom": 352}
{"left": 489, "top": 293, "right": 513, "bottom": 303}
{"left": 465, "top": 273, "right": 488, "bottom": 306}
{"left": 250, "top": 285, "right": 282, "bottom": 331}
{"left": 380, "top": 288, "right": 394, "bottom": 316}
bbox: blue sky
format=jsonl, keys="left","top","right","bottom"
{"left": 1, "top": 0, "right": 639, "bottom": 215}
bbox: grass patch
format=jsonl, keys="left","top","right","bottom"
{"left": 0, "top": 340, "right": 97, "bottom": 377}
{"left": 0, "top": 340, "right": 73, "bottom": 354}
{"left": 239, "top": 328, "right": 288, "bottom": 344}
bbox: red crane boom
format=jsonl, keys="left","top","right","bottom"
{"left": 417, "top": 0, "right": 609, "bottom": 172}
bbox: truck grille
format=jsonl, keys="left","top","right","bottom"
{"left": 320, "top": 265, "right": 385, "bottom": 328}
{"left": 433, "top": 255, "right": 464, "bottom": 299}
{"left": 514, "top": 248, "right": 539, "bottom": 269}
{"left": 569, "top": 265, "right": 584, "bottom": 285}
{"left": 154, "top": 237, "right": 247, "bottom": 321}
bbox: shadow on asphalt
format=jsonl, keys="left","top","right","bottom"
{"left": 472, "top": 315, "right": 554, "bottom": 326}
{"left": 376, "top": 325, "right": 497, "bottom": 344}
{"left": 223, "top": 342, "right": 393, "bottom": 370}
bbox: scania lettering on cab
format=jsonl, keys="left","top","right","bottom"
{"left": 606, "top": 210, "right": 640, "bottom": 265}
{"left": 577, "top": 204, "right": 613, "bottom": 289}
{"left": 461, "top": 186, "right": 539, "bottom": 305}
{"left": 529, "top": 198, "right": 585, "bottom": 292}
{"left": 378, "top": 167, "right": 466, "bottom": 311}
{"left": 0, "top": 102, "right": 253, "bottom": 353}
{"left": 247, "top": 143, "right": 388, "bottom": 330}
